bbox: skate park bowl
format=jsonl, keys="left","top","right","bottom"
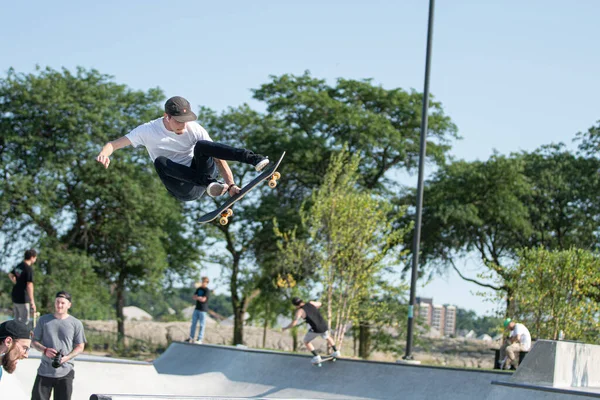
{"left": 1, "top": 340, "right": 599, "bottom": 399}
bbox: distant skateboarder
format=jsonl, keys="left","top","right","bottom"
{"left": 282, "top": 297, "right": 340, "bottom": 364}
{"left": 96, "top": 96, "right": 270, "bottom": 201}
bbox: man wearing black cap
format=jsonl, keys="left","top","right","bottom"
{"left": 0, "top": 320, "right": 31, "bottom": 381}
{"left": 96, "top": 96, "right": 270, "bottom": 201}
{"left": 31, "top": 291, "right": 86, "bottom": 400}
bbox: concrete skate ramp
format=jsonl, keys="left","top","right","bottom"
{"left": 2, "top": 342, "right": 508, "bottom": 400}
{"left": 151, "top": 342, "right": 507, "bottom": 399}
{"left": 5, "top": 340, "right": 599, "bottom": 399}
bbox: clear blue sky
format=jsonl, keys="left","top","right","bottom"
{"left": 2, "top": 0, "right": 599, "bottom": 315}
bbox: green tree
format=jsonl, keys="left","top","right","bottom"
{"left": 506, "top": 247, "right": 600, "bottom": 343}
{"left": 408, "top": 145, "right": 600, "bottom": 312}
{"left": 0, "top": 67, "right": 201, "bottom": 340}
{"left": 253, "top": 71, "right": 459, "bottom": 191}
{"left": 406, "top": 154, "right": 532, "bottom": 310}
{"left": 276, "top": 149, "right": 408, "bottom": 350}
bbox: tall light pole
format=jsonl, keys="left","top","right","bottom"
{"left": 404, "top": 0, "right": 435, "bottom": 361}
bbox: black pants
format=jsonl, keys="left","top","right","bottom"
{"left": 31, "top": 370, "right": 74, "bottom": 400}
{"left": 153, "top": 140, "right": 256, "bottom": 202}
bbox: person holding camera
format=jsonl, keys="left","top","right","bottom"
{"left": 31, "top": 291, "right": 86, "bottom": 400}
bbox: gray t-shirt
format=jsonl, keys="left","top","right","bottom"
{"left": 33, "top": 314, "right": 86, "bottom": 378}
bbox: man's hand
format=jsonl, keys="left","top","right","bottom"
{"left": 228, "top": 185, "right": 241, "bottom": 196}
{"left": 31, "top": 302, "right": 36, "bottom": 314}
{"left": 96, "top": 153, "right": 111, "bottom": 169}
{"left": 44, "top": 347, "right": 58, "bottom": 358}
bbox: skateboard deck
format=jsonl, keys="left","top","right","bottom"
{"left": 199, "top": 152, "right": 286, "bottom": 225}
{"left": 312, "top": 355, "right": 337, "bottom": 367}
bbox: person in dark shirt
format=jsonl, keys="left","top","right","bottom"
{"left": 188, "top": 277, "right": 210, "bottom": 344}
{"left": 283, "top": 297, "right": 340, "bottom": 364}
{"left": 7, "top": 249, "right": 38, "bottom": 326}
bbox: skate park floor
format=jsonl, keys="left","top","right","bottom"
{"left": 2, "top": 340, "right": 599, "bottom": 399}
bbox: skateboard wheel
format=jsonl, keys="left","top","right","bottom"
{"left": 268, "top": 179, "right": 277, "bottom": 188}
{"left": 226, "top": 209, "right": 233, "bottom": 217}
{"left": 219, "top": 217, "right": 228, "bottom": 226}
{"left": 273, "top": 172, "right": 281, "bottom": 180}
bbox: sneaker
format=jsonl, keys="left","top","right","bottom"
{"left": 331, "top": 350, "right": 340, "bottom": 358}
{"left": 187, "top": 337, "right": 194, "bottom": 343}
{"left": 253, "top": 156, "right": 270, "bottom": 172}
{"left": 207, "top": 182, "right": 228, "bottom": 198}
{"left": 312, "top": 355, "right": 322, "bottom": 364}
{"left": 195, "top": 339, "right": 203, "bottom": 344}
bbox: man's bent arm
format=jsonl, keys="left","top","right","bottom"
{"left": 62, "top": 343, "right": 85, "bottom": 363}
{"left": 283, "top": 310, "right": 303, "bottom": 330}
{"left": 214, "top": 158, "right": 236, "bottom": 187}
{"left": 96, "top": 136, "right": 132, "bottom": 168}
{"left": 7, "top": 273, "right": 16, "bottom": 284}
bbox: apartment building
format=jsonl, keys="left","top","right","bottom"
{"left": 415, "top": 297, "right": 457, "bottom": 337}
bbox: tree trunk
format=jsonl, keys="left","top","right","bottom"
{"left": 353, "top": 326, "right": 358, "bottom": 357}
{"left": 233, "top": 307, "right": 244, "bottom": 345}
{"left": 291, "top": 309, "right": 298, "bottom": 351}
{"left": 262, "top": 302, "right": 269, "bottom": 348}
{"left": 358, "top": 322, "right": 371, "bottom": 359}
{"left": 116, "top": 274, "right": 126, "bottom": 346}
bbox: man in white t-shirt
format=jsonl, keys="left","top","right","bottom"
{"left": 95, "top": 96, "right": 270, "bottom": 200}
{"left": 499, "top": 318, "right": 532, "bottom": 369}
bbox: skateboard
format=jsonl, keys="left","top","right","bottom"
{"left": 312, "top": 355, "right": 337, "bottom": 367}
{"left": 199, "top": 152, "right": 286, "bottom": 225}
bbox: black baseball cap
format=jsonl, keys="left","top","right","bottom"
{"left": 292, "top": 297, "right": 303, "bottom": 306}
{"left": 56, "top": 291, "right": 72, "bottom": 302}
{"left": 164, "top": 96, "right": 197, "bottom": 122}
{"left": 0, "top": 320, "right": 31, "bottom": 340}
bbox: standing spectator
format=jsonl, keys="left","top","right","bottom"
{"left": 31, "top": 291, "right": 86, "bottom": 400}
{"left": 499, "top": 318, "right": 532, "bottom": 369}
{"left": 0, "top": 320, "right": 31, "bottom": 381}
{"left": 8, "top": 249, "right": 38, "bottom": 326}
{"left": 188, "top": 277, "right": 210, "bottom": 344}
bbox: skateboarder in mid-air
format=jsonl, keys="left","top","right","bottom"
{"left": 96, "top": 96, "right": 270, "bottom": 201}
{"left": 283, "top": 297, "right": 340, "bottom": 364}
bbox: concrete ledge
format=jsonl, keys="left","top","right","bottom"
{"left": 512, "top": 340, "right": 600, "bottom": 388}
{"left": 490, "top": 380, "right": 600, "bottom": 399}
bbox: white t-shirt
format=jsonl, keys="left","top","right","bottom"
{"left": 510, "top": 323, "right": 532, "bottom": 351}
{"left": 126, "top": 118, "right": 212, "bottom": 167}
